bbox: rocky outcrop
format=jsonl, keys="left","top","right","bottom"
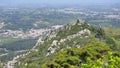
{"left": 46, "top": 29, "right": 91, "bottom": 56}
{"left": 46, "top": 40, "right": 58, "bottom": 56}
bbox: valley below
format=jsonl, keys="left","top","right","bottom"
{"left": 0, "top": 3, "right": 119, "bottom": 68}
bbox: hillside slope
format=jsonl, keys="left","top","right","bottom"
{"left": 15, "top": 20, "right": 120, "bottom": 68}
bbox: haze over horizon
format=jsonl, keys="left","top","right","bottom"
{"left": 0, "top": 0, "right": 120, "bottom": 7}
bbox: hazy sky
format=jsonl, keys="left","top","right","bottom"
{"left": 0, "top": 0, "right": 119, "bottom": 6}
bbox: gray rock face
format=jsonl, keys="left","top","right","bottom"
{"left": 67, "top": 29, "right": 91, "bottom": 40}
{"left": 46, "top": 40, "right": 58, "bottom": 56}
{"left": 46, "top": 29, "right": 91, "bottom": 56}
